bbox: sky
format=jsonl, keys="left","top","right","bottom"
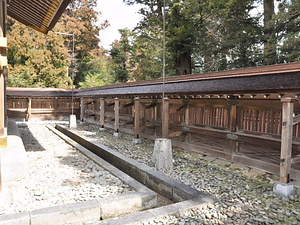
{"left": 96, "top": 0, "right": 142, "bottom": 49}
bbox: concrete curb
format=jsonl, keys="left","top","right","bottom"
{"left": 55, "top": 124, "right": 215, "bottom": 203}
{"left": 54, "top": 125, "right": 216, "bottom": 224}
{"left": 0, "top": 124, "right": 157, "bottom": 225}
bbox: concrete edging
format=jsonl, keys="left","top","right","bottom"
{"left": 0, "top": 124, "right": 157, "bottom": 225}
{"left": 55, "top": 124, "right": 214, "bottom": 203}
{"left": 53, "top": 125, "right": 216, "bottom": 224}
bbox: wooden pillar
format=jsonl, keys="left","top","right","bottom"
{"left": 134, "top": 97, "right": 140, "bottom": 139}
{"left": 154, "top": 102, "right": 158, "bottom": 137}
{"left": 26, "top": 98, "right": 32, "bottom": 121}
{"left": 114, "top": 98, "right": 120, "bottom": 133}
{"left": 162, "top": 97, "right": 169, "bottom": 138}
{"left": 80, "top": 98, "right": 84, "bottom": 122}
{"left": 184, "top": 101, "right": 191, "bottom": 142}
{"left": 229, "top": 102, "right": 240, "bottom": 158}
{"left": 0, "top": 0, "right": 7, "bottom": 147}
{"left": 100, "top": 98, "right": 105, "bottom": 129}
{"left": 280, "top": 98, "right": 294, "bottom": 183}
{"left": 230, "top": 104, "right": 238, "bottom": 133}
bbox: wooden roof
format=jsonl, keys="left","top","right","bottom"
{"left": 7, "top": 87, "right": 79, "bottom": 98}
{"left": 76, "top": 62, "right": 300, "bottom": 98}
{"left": 7, "top": 0, "right": 71, "bottom": 34}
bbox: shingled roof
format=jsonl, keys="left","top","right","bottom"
{"left": 7, "top": 0, "right": 71, "bottom": 34}
{"left": 76, "top": 62, "right": 300, "bottom": 98}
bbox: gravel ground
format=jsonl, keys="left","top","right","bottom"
{"left": 74, "top": 123, "right": 300, "bottom": 225}
{"left": 0, "top": 122, "right": 133, "bottom": 216}
{"left": 2, "top": 121, "right": 300, "bottom": 224}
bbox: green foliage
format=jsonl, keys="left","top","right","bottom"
{"left": 78, "top": 49, "right": 114, "bottom": 88}
{"left": 7, "top": 0, "right": 110, "bottom": 88}
{"left": 7, "top": 21, "right": 71, "bottom": 88}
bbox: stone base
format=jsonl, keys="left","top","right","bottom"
{"left": 133, "top": 139, "right": 142, "bottom": 144}
{"left": 0, "top": 121, "right": 28, "bottom": 209}
{"left": 69, "top": 115, "right": 77, "bottom": 129}
{"left": 113, "top": 132, "right": 122, "bottom": 138}
{"left": 153, "top": 138, "right": 173, "bottom": 172}
{"left": 99, "top": 127, "right": 106, "bottom": 131}
{"left": 273, "top": 181, "right": 296, "bottom": 197}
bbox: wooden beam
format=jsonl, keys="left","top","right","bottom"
{"left": 293, "top": 114, "right": 300, "bottom": 125}
{"left": 122, "top": 102, "right": 134, "bottom": 108}
{"left": 280, "top": 98, "right": 294, "bottom": 183}
{"left": 162, "top": 97, "right": 169, "bottom": 138}
{"left": 134, "top": 97, "right": 140, "bottom": 139}
{"left": 99, "top": 98, "right": 105, "bottom": 129}
{"left": 291, "top": 155, "right": 300, "bottom": 164}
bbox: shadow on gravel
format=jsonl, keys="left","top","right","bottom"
{"left": 18, "top": 123, "right": 46, "bottom": 152}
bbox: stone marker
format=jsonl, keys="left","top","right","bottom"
{"left": 152, "top": 138, "right": 173, "bottom": 172}
{"left": 273, "top": 181, "right": 295, "bottom": 197}
{"left": 69, "top": 115, "right": 77, "bottom": 129}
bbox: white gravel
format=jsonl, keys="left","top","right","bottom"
{"left": 0, "top": 122, "right": 133, "bottom": 216}
{"left": 2, "top": 121, "right": 300, "bottom": 225}
{"left": 75, "top": 122, "right": 300, "bottom": 225}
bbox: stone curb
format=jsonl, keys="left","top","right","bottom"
{"left": 55, "top": 125, "right": 215, "bottom": 203}
{"left": 0, "top": 125, "right": 157, "bottom": 225}
{"left": 54, "top": 124, "right": 216, "bottom": 224}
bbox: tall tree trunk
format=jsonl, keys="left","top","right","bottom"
{"left": 264, "top": 0, "right": 276, "bottom": 65}
{"left": 176, "top": 52, "right": 192, "bottom": 75}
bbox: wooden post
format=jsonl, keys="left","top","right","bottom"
{"left": 280, "top": 98, "right": 294, "bottom": 183}
{"left": 230, "top": 105, "right": 238, "bottom": 132}
{"left": 114, "top": 97, "right": 120, "bottom": 133}
{"left": 229, "top": 102, "right": 239, "bottom": 158}
{"left": 0, "top": 0, "right": 7, "bottom": 148}
{"left": 26, "top": 98, "right": 32, "bottom": 121}
{"left": 134, "top": 97, "right": 140, "bottom": 139}
{"left": 100, "top": 98, "right": 105, "bottom": 129}
{"left": 154, "top": 102, "right": 158, "bottom": 137}
{"left": 184, "top": 101, "right": 191, "bottom": 142}
{"left": 162, "top": 97, "right": 169, "bottom": 138}
{"left": 80, "top": 98, "right": 84, "bottom": 121}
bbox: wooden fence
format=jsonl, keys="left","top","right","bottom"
{"left": 80, "top": 96, "right": 300, "bottom": 181}
{"left": 7, "top": 97, "right": 80, "bottom": 121}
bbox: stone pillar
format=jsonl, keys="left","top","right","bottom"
{"left": 69, "top": 114, "right": 77, "bottom": 129}
{"left": 153, "top": 138, "right": 173, "bottom": 172}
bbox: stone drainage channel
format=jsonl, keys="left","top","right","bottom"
{"left": 2, "top": 124, "right": 215, "bottom": 225}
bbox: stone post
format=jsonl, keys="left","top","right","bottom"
{"left": 152, "top": 138, "right": 173, "bottom": 172}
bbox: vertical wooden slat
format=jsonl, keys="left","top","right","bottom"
{"left": 99, "top": 98, "right": 105, "bottom": 129}
{"left": 280, "top": 98, "right": 294, "bottom": 183}
{"left": 114, "top": 97, "right": 120, "bottom": 133}
{"left": 162, "top": 97, "right": 169, "bottom": 138}
{"left": 134, "top": 97, "right": 140, "bottom": 139}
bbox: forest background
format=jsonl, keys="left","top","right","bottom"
{"left": 6, "top": 0, "right": 300, "bottom": 89}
